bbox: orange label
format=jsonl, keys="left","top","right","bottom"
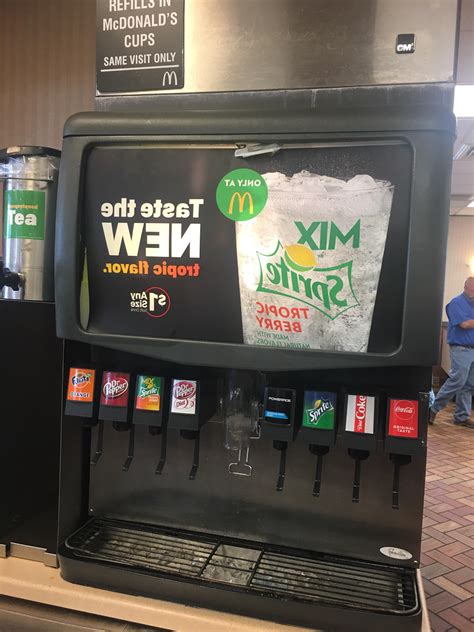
{"left": 67, "top": 368, "right": 95, "bottom": 403}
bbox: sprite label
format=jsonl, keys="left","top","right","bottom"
{"left": 135, "top": 375, "right": 162, "bottom": 411}
{"left": 303, "top": 391, "right": 337, "bottom": 430}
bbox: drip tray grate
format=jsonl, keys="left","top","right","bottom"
{"left": 65, "top": 517, "right": 418, "bottom": 616}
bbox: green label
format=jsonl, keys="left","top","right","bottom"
{"left": 4, "top": 190, "right": 45, "bottom": 240}
{"left": 136, "top": 375, "right": 162, "bottom": 411}
{"left": 303, "top": 391, "right": 336, "bottom": 430}
{"left": 216, "top": 168, "right": 268, "bottom": 221}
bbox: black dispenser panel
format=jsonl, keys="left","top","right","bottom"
{"left": 262, "top": 387, "right": 298, "bottom": 443}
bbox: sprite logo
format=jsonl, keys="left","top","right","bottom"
{"left": 303, "top": 392, "right": 337, "bottom": 430}
{"left": 256, "top": 220, "right": 360, "bottom": 320}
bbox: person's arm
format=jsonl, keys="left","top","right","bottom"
{"left": 459, "top": 319, "right": 474, "bottom": 329}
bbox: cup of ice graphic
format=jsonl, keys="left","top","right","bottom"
{"left": 235, "top": 171, "right": 394, "bottom": 353}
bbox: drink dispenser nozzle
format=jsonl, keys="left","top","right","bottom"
{"left": 342, "top": 394, "right": 378, "bottom": 504}
{"left": 0, "top": 259, "right": 23, "bottom": 291}
{"left": 385, "top": 397, "right": 423, "bottom": 509}
{"left": 299, "top": 390, "right": 337, "bottom": 497}
{"left": 167, "top": 379, "right": 215, "bottom": 480}
{"left": 224, "top": 370, "right": 261, "bottom": 477}
{"left": 262, "top": 387, "right": 299, "bottom": 492}
{"left": 97, "top": 371, "right": 132, "bottom": 468}
{"left": 133, "top": 375, "right": 167, "bottom": 474}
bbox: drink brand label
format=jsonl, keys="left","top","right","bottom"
{"left": 171, "top": 379, "right": 197, "bottom": 415}
{"left": 135, "top": 375, "right": 162, "bottom": 411}
{"left": 100, "top": 371, "right": 130, "bottom": 407}
{"left": 67, "top": 368, "right": 95, "bottom": 403}
{"left": 264, "top": 390, "right": 294, "bottom": 424}
{"left": 4, "top": 190, "right": 46, "bottom": 240}
{"left": 303, "top": 391, "right": 337, "bottom": 430}
{"left": 388, "top": 399, "right": 418, "bottom": 438}
{"left": 345, "top": 394, "right": 375, "bottom": 434}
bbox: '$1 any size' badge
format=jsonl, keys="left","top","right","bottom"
{"left": 135, "top": 375, "right": 162, "bottom": 411}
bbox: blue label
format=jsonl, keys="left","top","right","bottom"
{"left": 265, "top": 410, "right": 288, "bottom": 419}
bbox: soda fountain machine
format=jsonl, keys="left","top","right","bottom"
{"left": 54, "top": 1, "right": 459, "bottom": 630}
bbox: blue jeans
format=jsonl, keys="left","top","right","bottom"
{"left": 432, "top": 346, "right": 474, "bottom": 422}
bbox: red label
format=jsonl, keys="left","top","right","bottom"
{"left": 100, "top": 372, "right": 130, "bottom": 408}
{"left": 388, "top": 399, "right": 418, "bottom": 438}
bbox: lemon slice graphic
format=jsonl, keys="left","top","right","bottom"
{"left": 284, "top": 244, "right": 317, "bottom": 272}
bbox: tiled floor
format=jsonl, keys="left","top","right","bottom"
{"left": 422, "top": 403, "right": 474, "bottom": 632}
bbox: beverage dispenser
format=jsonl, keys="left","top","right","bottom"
{"left": 53, "top": 1, "right": 459, "bottom": 630}
{"left": 0, "top": 146, "right": 60, "bottom": 300}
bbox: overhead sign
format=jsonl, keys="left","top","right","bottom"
{"left": 82, "top": 143, "right": 411, "bottom": 352}
{"left": 96, "top": 0, "right": 185, "bottom": 94}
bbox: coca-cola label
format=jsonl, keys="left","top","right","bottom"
{"left": 100, "top": 372, "right": 130, "bottom": 407}
{"left": 345, "top": 394, "right": 375, "bottom": 434}
{"left": 171, "top": 379, "right": 197, "bottom": 415}
{"left": 388, "top": 399, "right": 418, "bottom": 438}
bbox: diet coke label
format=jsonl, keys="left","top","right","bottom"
{"left": 171, "top": 379, "right": 197, "bottom": 415}
{"left": 388, "top": 399, "right": 418, "bottom": 438}
{"left": 100, "top": 372, "right": 130, "bottom": 408}
{"left": 345, "top": 394, "right": 375, "bottom": 434}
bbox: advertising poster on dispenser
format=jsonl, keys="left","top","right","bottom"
{"left": 83, "top": 143, "right": 411, "bottom": 353}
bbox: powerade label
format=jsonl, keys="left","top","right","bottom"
{"left": 100, "top": 371, "right": 130, "bottom": 407}
{"left": 264, "top": 390, "right": 293, "bottom": 425}
{"left": 171, "top": 379, "right": 197, "bottom": 415}
{"left": 303, "top": 391, "right": 336, "bottom": 430}
{"left": 345, "top": 394, "right": 375, "bottom": 434}
{"left": 135, "top": 375, "right": 162, "bottom": 411}
{"left": 67, "top": 368, "right": 95, "bottom": 403}
{"left": 388, "top": 399, "right": 418, "bottom": 438}
{"left": 4, "top": 190, "right": 46, "bottom": 240}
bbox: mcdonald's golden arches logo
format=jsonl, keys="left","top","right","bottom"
{"left": 228, "top": 191, "right": 254, "bottom": 215}
{"left": 216, "top": 168, "right": 268, "bottom": 222}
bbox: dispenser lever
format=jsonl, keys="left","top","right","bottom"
{"left": 122, "top": 424, "right": 135, "bottom": 472}
{"left": 352, "top": 458, "right": 362, "bottom": 503}
{"left": 188, "top": 432, "right": 200, "bottom": 480}
{"left": 155, "top": 426, "right": 168, "bottom": 475}
{"left": 229, "top": 446, "right": 253, "bottom": 476}
{"left": 390, "top": 454, "right": 411, "bottom": 510}
{"left": 90, "top": 420, "right": 104, "bottom": 466}
{"left": 348, "top": 449, "right": 370, "bottom": 503}
{"left": 310, "top": 445, "right": 330, "bottom": 498}
{"left": 314, "top": 454, "right": 324, "bottom": 497}
{"left": 274, "top": 441, "right": 287, "bottom": 492}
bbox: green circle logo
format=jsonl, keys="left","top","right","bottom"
{"left": 216, "top": 168, "right": 268, "bottom": 221}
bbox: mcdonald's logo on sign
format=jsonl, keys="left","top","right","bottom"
{"left": 162, "top": 70, "right": 178, "bottom": 87}
{"left": 228, "top": 192, "right": 254, "bottom": 216}
{"left": 216, "top": 168, "right": 268, "bottom": 222}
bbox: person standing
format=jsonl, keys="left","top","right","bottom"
{"left": 430, "top": 278, "right": 474, "bottom": 428}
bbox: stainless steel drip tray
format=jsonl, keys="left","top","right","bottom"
{"left": 62, "top": 517, "right": 418, "bottom": 624}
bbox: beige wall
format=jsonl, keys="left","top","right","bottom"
{"left": 442, "top": 216, "right": 474, "bottom": 316}
{"left": 0, "top": 0, "right": 96, "bottom": 150}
